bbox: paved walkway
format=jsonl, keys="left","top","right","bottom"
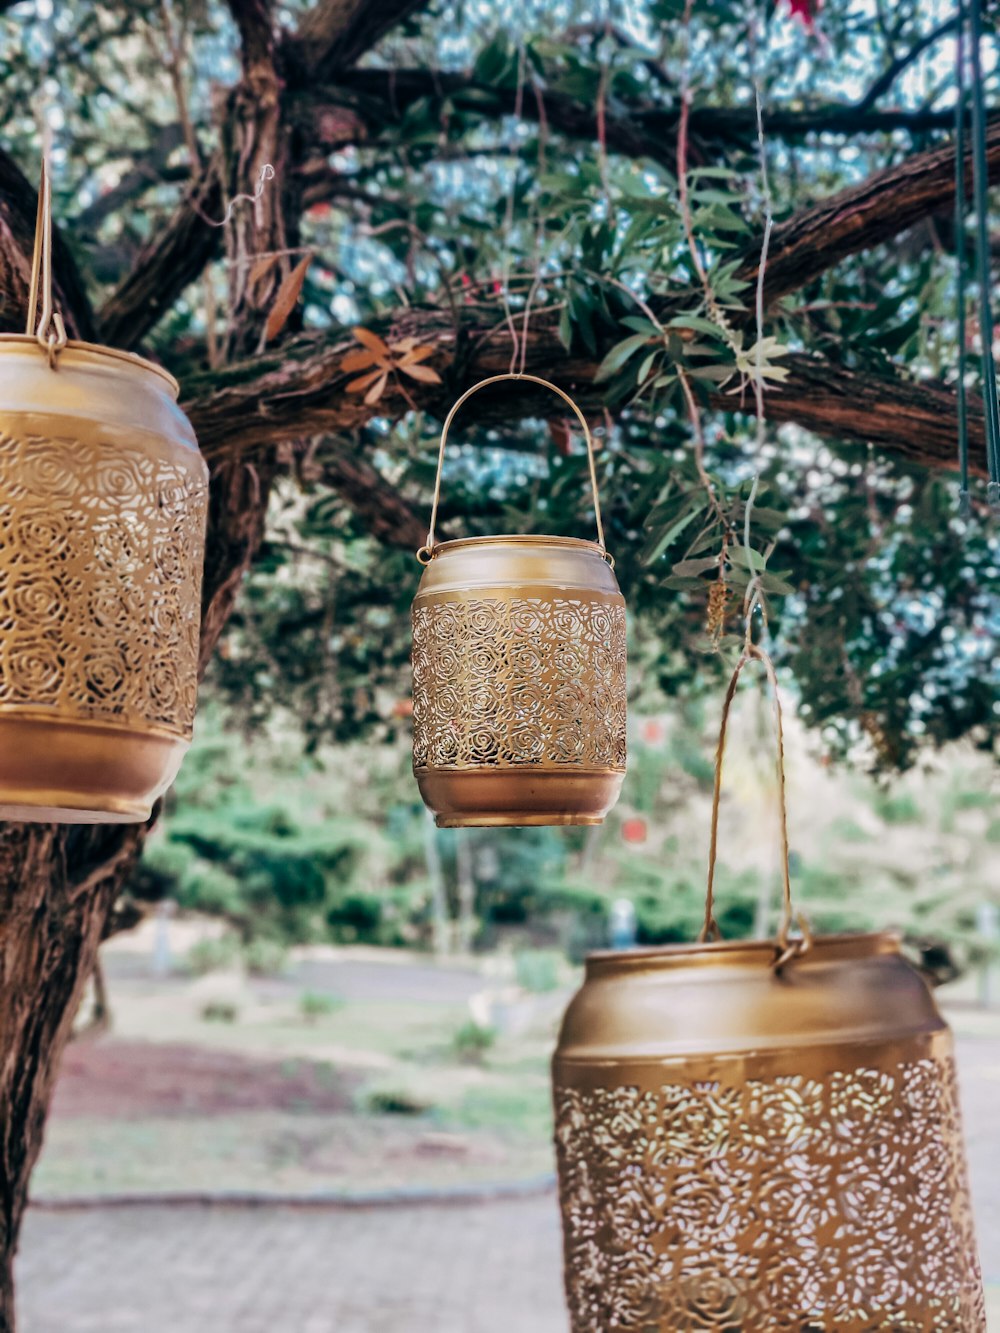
{"left": 15, "top": 1025, "right": 1000, "bottom": 1331}
{"left": 17, "top": 1196, "right": 568, "bottom": 1333}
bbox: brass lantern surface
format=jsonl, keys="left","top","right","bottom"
{"left": 412, "top": 533, "right": 627, "bottom": 826}
{"left": 411, "top": 374, "right": 627, "bottom": 828}
{"left": 0, "top": 335, "right": 208, "bottom": 822}
{"left": 552, "top": 933, "right": 986, "bottom": 1331}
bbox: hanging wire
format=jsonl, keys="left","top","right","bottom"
{"left": 967, "top": 0, "right": 1000, "bottom": 504}
{"left": 954, "top": 0, "right": 971, "bottom": 517}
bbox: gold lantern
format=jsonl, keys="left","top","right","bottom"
{"left": 552, "top": 647, "right": 986, "bottom": 1331}
{"left": 0, "top": 163, "right": 208, "bottom": 823}
{"left": 411, "top": 374, "right": 626, "bottom": 827}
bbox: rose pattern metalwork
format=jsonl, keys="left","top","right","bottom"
{"left": 0, "top": 431, "right": 207, "bottom": 736}
{"left": 554, "top": 1055, "right": 986, "bottom": 1331}
{"left": 412, "top": 592, "right": 627, "bottom": 770}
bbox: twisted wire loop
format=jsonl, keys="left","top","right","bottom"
{"left": 420, "top": 374, "right": 609, "bottom": 560}
{"left": 26, "top": 159, "right": 68, "bottom": 368}
{"left": 699, "top": 641, "right": 812, "bottom": 972}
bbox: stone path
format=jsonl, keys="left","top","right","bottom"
{"left": 17, "top": 1196, "right": 568, "bottom": 1333}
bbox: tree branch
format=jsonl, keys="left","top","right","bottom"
{"left": 738, "top": 113, "right": 1000, "bottom": 304}
{"left": 857, "top": 15, "right": 960, "bottom": 111}
{"left": 325, "top": 68, "right": 958, "bottom": 174}
{"left": 288, "top": 0, "right": 430, "bottom": 77}
{"left": 181, "top": 304, "right": 988, "bottom": 481}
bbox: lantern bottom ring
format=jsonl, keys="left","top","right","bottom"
{"left": 0, "top": 715, "right": 189, "bottom": 824}
{"left": 415, "top": 765, "right": 625, "bottom": 828}
{"left": 435, "top": 813, "right": 605, "bottom": 828}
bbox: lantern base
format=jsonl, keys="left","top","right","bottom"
{"left": 436, "top": 814, "right": 605, "bottom": 828}
{"left": 0, "top": 714, "right": 189, "bottom": 824}
{"left": 415, "top": 766, "right": 625, "bottom": 828}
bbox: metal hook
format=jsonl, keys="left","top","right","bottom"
{"left": 26, "top": 159, "right": 68, "bottom": 368}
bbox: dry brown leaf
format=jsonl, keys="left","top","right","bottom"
{"left": 363, "top": 373, "right": 388, "bottom": 405}
{"left": 400, "top": 363, "right": 442, "bottom": 384}
{"left": 345, "top": 370, "right": 384, "bottom": 393}
{"left": 249, "top": 253, "right": 279, "bottom": 287}
{"left": 352, "top": 326, "right": 391, "bottom": 357}
{"left": 340, "top": 348, "right": 382, "bottom": 373}
{"left": 264, "top": 253, "right": 313, "bottom": 343}
{"left": 398, "top": 344, "right": 436, "bottom": 364}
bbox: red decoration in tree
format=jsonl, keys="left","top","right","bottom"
{"left": 787, "top": 0, "right": 821, "bottom": 30}
{"left": 621, "top": 817, "right": 647, "bottom": 845}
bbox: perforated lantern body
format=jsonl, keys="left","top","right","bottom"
{"left": 411, "top": 535, "right": 627, "bottom": 827}
{"left": 553, "top": 933, "right": 985, "bottom": 1332}
{"left": 0, "top": 336, "right": 209, "bottom": 822}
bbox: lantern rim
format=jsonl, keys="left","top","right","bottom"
{"left": 584, "top": 929, "right": 901, "bottom": 976}
{"left": 426, "top": 534, "right": 610, "bottom": 557}
{"left": 0, "top": 334, "right": 180, "bottom": 398}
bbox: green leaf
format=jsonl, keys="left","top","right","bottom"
{"left": 672, "top": 556, "right": 719, "bottom": 577}
{"left": 661, "top": 574, "right": 706, "bottom": 590}
{"left": 639, "top": 504, "right": 703, "bottom": 565}
{"left": 760, "top": 572, "right": 796, "bottom": 595}
{"left": 558, "top": 304, "right": 573, "bottom": 352}
{"left": 668, "top": 315, "right": 728, "bottom": 340}
{"left": 594, "top": 332, "right": 653, "bottom": 383}
{"left": 728, "top": 544, "right": 766, "bottom": 572}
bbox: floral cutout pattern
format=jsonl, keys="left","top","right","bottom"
{"left": 0, "top": 431, "right": 207, "bottom": 736}
{"left": 411, "top": 593, "right": 627, "bottom": 770}
{"left": 554, "top": 1054, "right": 985, "bottom": 1331}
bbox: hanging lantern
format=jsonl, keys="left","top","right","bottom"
{"left": 552, "top": 647, "right": 985, "bottom": 1331}
{"left": 411, "top": 374, "right": 626, "bottom": 827}
{"left": 0, "top": 164, "right": 208, "bottom": 823}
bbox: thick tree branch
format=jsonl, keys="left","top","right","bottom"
{"left": 181, "top": 307, "right": 988, "bottom": 480}
{"left": 739, "top": 115, "right": 1000, "bottom": 303}
{"left": 329, "top": 68, "right": 959, "bottom": 168}
{"left": 289, "top": 0, "right": 429, "bottom": 76}
{"left": 180, "top": 108, "right": 1000, "bottom": 478}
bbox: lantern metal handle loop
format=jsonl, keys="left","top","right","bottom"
{"left": 421, "top": 373, "right": 608, "bottom": 558}
{"left": 699, "top": 642, "right": 811, "bottom": 970}
{"left": 25, "top": 159, "right": 68, "bottom": 369}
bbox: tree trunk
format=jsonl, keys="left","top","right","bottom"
{"left": 0, "top": 823, "right": 143, "bottom": 1331}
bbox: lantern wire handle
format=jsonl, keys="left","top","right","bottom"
{"left": 699, "top": 642, "right": 812, "bottom": 973}
{"left": 25, "top": 157, "right": 68, "bottom": 368}
{"left": 418, "top": 373, "right": 609, "bottom": 563}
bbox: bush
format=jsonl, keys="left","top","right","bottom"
{"left": 200, "top": 999, "right": 239, "bottom": 1023}
{"left": 242, "top": 938, "right": 290, "bottom": 977}
{"left": 298, "top": 990, "right": 343, "bottom": 1021}
{"left": 453, "top": 1019, "right": 496, "bottom": 1064}
{"left": 326, "top": 890, "right": 383, "bottom": 941}
{"left": 366, "top": 1088, "right": 429, "bottom": 1115}
{"left": 185, "top": 935, "right": 240, "bottom": 976}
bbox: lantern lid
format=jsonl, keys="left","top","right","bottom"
{"left": 428, "top": 534, "right": 609, "bottom": 556}
{"left": 0, "top": 334, "right": 180, "bottom": 398}
{"left": 556, "top": 930, "right": 946, "bottom": 1064}
{"left": 583, "top": 930, "right": 900, "bottom": 976}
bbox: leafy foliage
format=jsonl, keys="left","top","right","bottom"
{"left": 0, "top": 0, "right": 996, "bottom": 769}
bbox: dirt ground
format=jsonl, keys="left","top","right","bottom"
{"left": 52, "top": 1040, "right": 354, "bottom": 1118}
